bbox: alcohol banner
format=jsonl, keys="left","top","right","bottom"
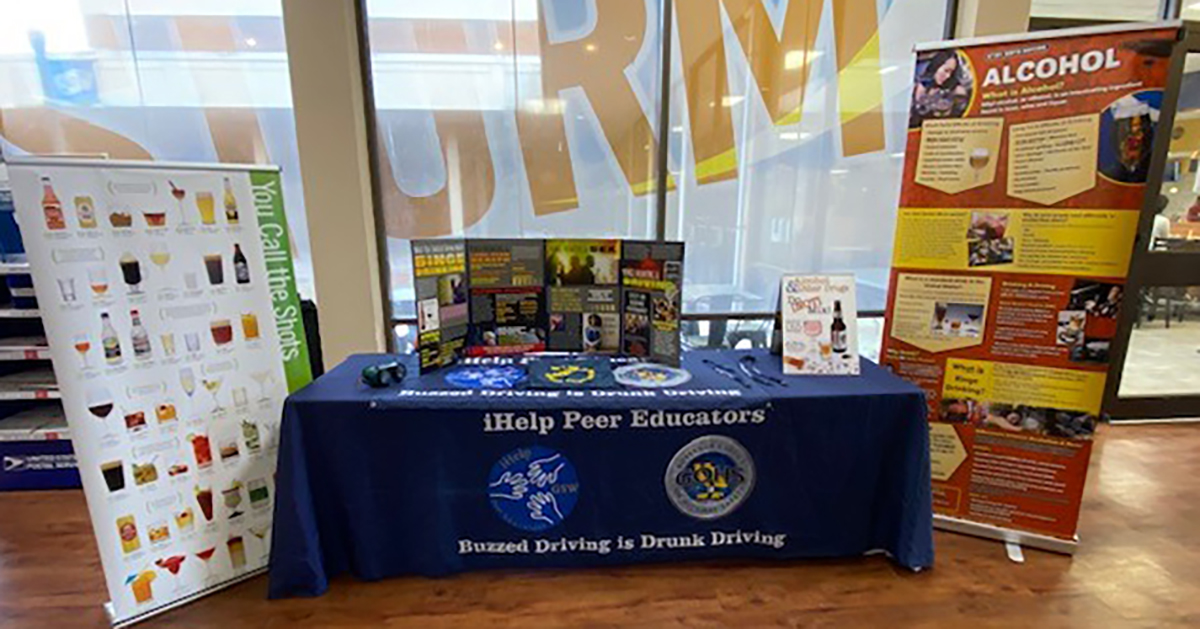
{"left": 883, "top": 25, "right": 1180, "bottom": 540}
{"left": 7, "top": 158, "right": 312, "bottom": 626}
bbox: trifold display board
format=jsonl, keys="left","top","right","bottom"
{"left": 882, "top": 23, "right": 1181, "bottom": 548}
{"left": 413, "top": 238, "right": 683, "bottom": 372}
{"left": 6, "top": 158, "right": 312, "bottom": 627}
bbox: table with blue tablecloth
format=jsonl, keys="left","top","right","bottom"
{"left": 267, "top": 349, "right": 933, "bottom": 598}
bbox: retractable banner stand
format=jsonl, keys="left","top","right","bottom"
{"left": 882, "top": 24, "right": 1181, "bottom": 550}
{"left": 7, "top": 158, "right": 312, "bottom": 626}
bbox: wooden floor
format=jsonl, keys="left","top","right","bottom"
{"left": 3, "top": 423, "right": 1199, "bottom": 628}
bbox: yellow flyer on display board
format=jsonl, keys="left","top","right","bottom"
{"left": 781, "top": 274, "right": 859, "bottom": 375}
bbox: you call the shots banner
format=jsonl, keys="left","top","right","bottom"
{"left": 7, "top": 158, "right": 312, "bottom": 626}
{"left": 882, "top": 25, "right": 1180, "bottom": 541}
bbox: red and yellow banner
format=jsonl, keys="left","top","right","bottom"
{"left": 883, "top": 25, "right": 1180, "bottom": 540}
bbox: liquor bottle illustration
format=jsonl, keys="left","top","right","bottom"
{"left": 831, "top": 300, "right": 847, "bottom": 355}
{"left": 41, "top": 176, "right": 66, "bottom": 230}
{"left": 223, "top": 177, "right": 239, "bottom": 224}
{"left": 101, "top": 312, "right": 123, "bottom": 365}
{"left": 233, "top": 244, "right": 250, "bottom": 285}
{"left": 130, "top": 309, "right": 152, "bottom": 359}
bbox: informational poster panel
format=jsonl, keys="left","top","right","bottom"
{"left": 415, "top": 239, "right": 686, "bottom": 366}
{"left": 882, "top": 25, "right": 1179, "bottom": 541}
{"left": 412, "top": 239, "right": 468, "bottom": 372}
{"left": 621, "top": 240, "right": 684, "bottom": 366}
{"left": 781, "top": 274, "right": 859, "bottom": 375}
{"left": 545, "top": 239, "right": 621, "bottom": 353}
{"left": 7, "top": 158, "right": 312, "bottom": 626}
{"left": 466, "top": 239, "right": 547, "bottom": 355}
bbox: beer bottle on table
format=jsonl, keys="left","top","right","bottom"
{"left": 101, "top": 312, "right": 123, "bottom": 365}
{"left": 233, "top": 244, "right": 250, "bottom": 284}
{"left": 831, "top": 300, "right": 847, "bottom": 354}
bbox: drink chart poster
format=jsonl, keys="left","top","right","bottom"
{"left": 7, "top": 158, "right": 312, "bottom": 625}
{"left": 881, "top": 26, "right": 1179, "bottom": 540}
{"left": 781, "top": 274, "right": 859, "bottom": 376}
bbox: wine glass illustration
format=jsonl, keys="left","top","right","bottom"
{"left": 154, "top": 555, "right": 187, "bottom": 593}
{"left": 89, "top": 267, "right": 109, "bottom": 298}
{"left": 203, "top": 378, "right": 224, "bottom": 412}
{"left": 250, "top": 371, "right": 275, "bottom": 401}
{"left": 249, "top": 525, "right": 271, "bottom": 562}
{"left": 170, "top": 181, "right": 189, "bottom": 226}
{"left": 86, "top": 386, "right": 114, "bottom": 422}
{"left": 73, "top": 333, "right": 92, "bottom": 368}
{"left": 180, "top": 367, "right": 197, "bottom": 401}
{"left": 194, "top": 547, "right": 216, "bottom": 583}
{"left": 149, "top": 243, "right": 171, "bottom": 281}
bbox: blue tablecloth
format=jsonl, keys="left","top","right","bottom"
{"left": 268, "top": 349, "right": 933, "bottom": 598}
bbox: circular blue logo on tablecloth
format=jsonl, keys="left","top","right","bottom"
{"left": 445, "top": 365, "right": 527, "bottom": 389}
{"left": 665, "top": 435, "right": 754, "bottom": 520}
{"left": 487, "top": 445, "right": 579, "bottom": 532}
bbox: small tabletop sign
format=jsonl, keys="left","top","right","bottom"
{"left": 781, "top": 274, "right": 859, "bottom": 375}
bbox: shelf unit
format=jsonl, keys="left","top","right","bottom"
{"left": 0, "top": 184, "right": 77, "bottom": 490}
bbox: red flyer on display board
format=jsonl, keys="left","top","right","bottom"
{"left": 882, "top": 24, "right": 1182, "bottom": 542}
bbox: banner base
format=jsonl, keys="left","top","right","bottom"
{"left": 105, "top": 568, "right": 268, "bottom": 628}
{"left": 933, "top": 514, "right": 1078, "bottom": 556}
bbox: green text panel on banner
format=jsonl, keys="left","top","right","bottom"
{"left": 881, "top": 24, "right": 1181, "bottom": 542}
{"left": 6, "top": 158, "right": 312, "bottom": 626}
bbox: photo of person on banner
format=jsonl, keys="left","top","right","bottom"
{"left": 909, "top": 49, "right": 973, "bottom": 128}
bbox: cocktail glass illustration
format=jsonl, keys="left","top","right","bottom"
{"left": 57, "top": 277, "right": 77, "bottom": 303}
{"left": 248, "top": 525, "right": 271, "bottom": 562}
{"left": 195, "top": 547, "right": 216, "bottom": 583}
{"left": 194, "top": 485, "right": 215, "bottom": 520}
{"left": 203, "top": 378, "right": 224, "bottom": 412}
{"left": 170, "top": 181, "right": 189, "bottom": 225}
{"left": 190, "top": 434, "right": 213, "bottom": 470}
{"left": 196, "top": 192, "right": 216, "bottom": 226}
{"left": 250, "top": 371, "right": 274, "bottom": 401}
{"left": 184, "top": 272, "right": 199, "bottom": 291}
{"left": 89, "top": 267, "right": 109, "bottom": 298}
{"left": 227, "top": 535, "right": 247, "bottom": 570}
{"left": 87, "top": 386, "right": 114, "bottom": 422}
{"left": 74, "top": 333, "right": 92, "bottom": 368}
{"left": 154, "top": 555, "right": 187, "bottom": 593}
{"left": 223, "top": 482, "right": 243, "bottom": 508}
{"left": 120, "top": 252, "right": 143, "bottom": 295}
{"left": 127, "top": 571, "right": 156, "bottom": 605}
{"left": 161, "top": 333, "right": 176, "bottom": 357}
